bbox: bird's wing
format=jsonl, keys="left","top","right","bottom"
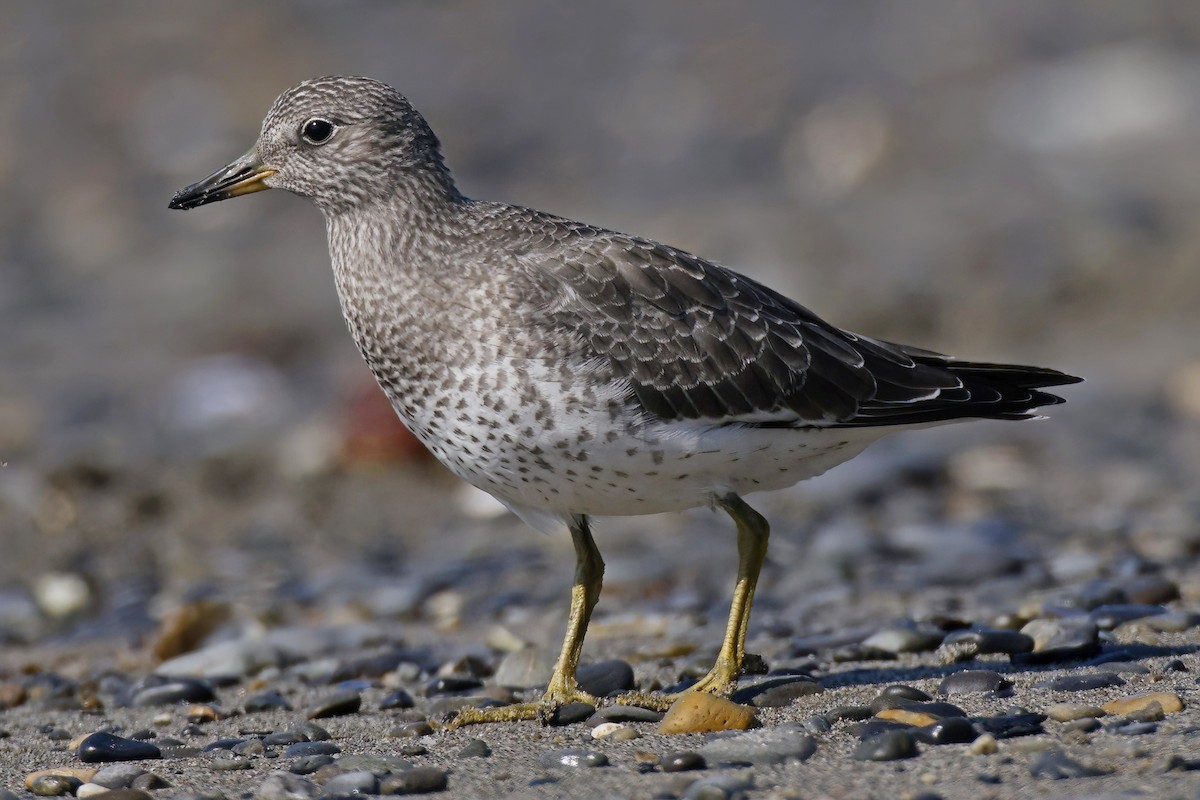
{"left": 527, "top": 230, "right": 968, "bottom": 426}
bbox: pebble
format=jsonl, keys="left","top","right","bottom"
{"left": 1119, "top": 575, "right": 1180, "bottom": 605}
{"left": 378, "top": 688, "right": 415, "bottom": 710}
{"left": 590, "top": 704, "right": 665, "bottom": 724}
{"left": 576, "top": 659, "right": 636, "bottom": 697}
{"left": 591, "top": 722, "right": 627, "bottom": 739}
{"left": 90, "top": 764, "right": 146, "bottom": 789}
{"left": 1141, "top": 612, "right": 1200, "bottom": 633}
{"left": 870, "top": 685, "right": 933, "bottom": 711}
{"left": 731, "top": 675, "right": 823, "bottom": 707}
{"left": 493, "top": 647, "right": 553, "bottom": 689}
{"left": 1088, "top": 603, "right": 1166, "bottom": 630}
{"left": 458, "top": 738, "right": 492, "bottom": 757}
{"left": 283, "top": 741, "right": 339, "bottom": 757}
{"left": 862, "top": 621, "right": 945, "bottom": 653}
{"left": 78, "top": 732, "right": 162, "bottom": 763}
{"left": 919, "top": 717, "right": 978, "bottom": 745}
{"left": 207, "top": 753, "right": 251, "bottom": 771}
{"left": 253, "top": 772, "right": 319, "bottom": 800}
{"left": 548, "top": 701, "right": 596, "bottom": 725}
{"left": 321, "top": 771, "right": 379, "bottom": 795}
{"left": 539, "top": 748, "right": 609, "bottom": 768}
{"left": 243, "top": 690, "right": 292, "bottom": 713}
{"left": 1092, "top": 660, "right": 1150, "bottom": 675}
{"left": 1113, "top": 721, "right": 1158, "bottom": 735}
{"left": 853, "top": 730, "right": 918, "bottom": 761}
{"left": 29, "top": 776, "right": 82, "bottom": 797}
{"left": 940, "top": 628, "right": 1035, "bottom": 662}
{"left": 306, "top": 689, "right": 361, "bottom": 719}
{"left": 1046, "top": 703, "right": 1106, "bottom": 722}
{"left": 376, "top": 767, "right": 448, "bottom": 796}
{"left": 1028, "top": 748, "right": 1111, "bottom": 779}
{"left": 334, "top": 753, "right": 414, "bottom": 773}
{"left": 1036, "top": 673, "right": 1125, "bottom": 692}
{"left": 233, "top": 739, "right": 264, "bottom": 757}
{"left": 679, "top": 774, "right": 753, "bottom": 800}
{"left": 970, "top": 733, "right": 998, "bottom": 755}
{"left": 938, "top": 670, "right": 1012, "bottom": 696}
{"left": 1018, "top": 619, "right": 1099, "bottom": 663}
{"left": 970, "top": 712, "right": 1046, "bottom": 739}
{"left": 1063, "top": 718, "right": 1102, "bottom": 734}
{"left": 425, "top": 676, "right": 482, "bottom": 695}
{"left": 658, "top": 694, "right": 757, "bottom": 734}
{"left": 25, "top": 769, "right": 96, "bottom": 790}
{"left": 391, "top": 721, "right": 435, "bottom": 738}
{"left": 1102, "top": 691, "right": 1184, "bottom": 715}
{"left": 129, "top": 679, "right": 216, "bottom": 707}
{"left": 660, "top": 751, "right": 706, "bottom": 772}
{"left": 696, "top": 723, "right": 816, "bottom": 766}
{"left": 823, "top": 705, "right": 874, "bottom": 724}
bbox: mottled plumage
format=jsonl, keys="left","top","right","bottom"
{"left": 171, "top": 76, "right": 1081, "bottom": 724}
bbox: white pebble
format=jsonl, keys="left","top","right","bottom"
{"left": 591, "top": 722, "right": 626, "bottom": 739}
{"left": 76, "top": 784, "right": 111, "bottom": 798}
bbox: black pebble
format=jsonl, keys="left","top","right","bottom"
{"left": 921, "top": 716, "right": 978, "bottom": 745}
{"left": 78, "top": 732, "right": 163, "bottom": 763}
{"left": 284, "top": 741, "right": 340, "bottom": 757}
{"left": 379, "top": 688, "right": 415, "bottom": 710}
{"left": 288, "top": 754, "right": 335, "bottom": 774}
{"left": 660, "top": 751, "right": 706, "bottom": 772}
{"left": 939, "top": 670, "right": 1012, "bottom": 696}
{"left": 971, "top": 712, "right": 1046, "bottom": 739}
{"left": 129, "top": 678, "right": 216, "bottom": 707}
{"left": 458, "top": 738, "right": 492, "bottom": 758}
{"left": 243, "top": 690, "right": 292, "bottom": 713}
{"left": 425, "top": 676, "right": 482, "bottom": 695}
{"left": 576, "top": 659, "right": 636, "bottom": 697}
{"left": 548, "top": 701, "right": 596, "bottom": 726}
{"left": 306, "top": 689, "right": 362, "bottom": 719}
{"left": 853, "top": 730, "right": 918, "bottom": 761}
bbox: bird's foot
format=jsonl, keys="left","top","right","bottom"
{"left": 443, "top": 685, "right": 600, "bottom": 729}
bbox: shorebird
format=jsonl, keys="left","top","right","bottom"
{"left": 170, "top": 76, "right": 1080, "bottom": 725}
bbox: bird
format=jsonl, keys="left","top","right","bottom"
{"left": 169, "top": 76, "right": 1081, "bottom": 726}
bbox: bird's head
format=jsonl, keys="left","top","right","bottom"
{"left": 169, "top": 76, "right": 452, "bottom": 214}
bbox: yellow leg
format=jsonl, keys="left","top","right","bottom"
{"left": 617, "top": 494, "right": 769, "bottom": 710}
{"left": 449, "top": 515, "right": 604, "bottom": 727}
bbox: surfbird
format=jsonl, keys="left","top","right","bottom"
{"left": 169, "top": 76, "right": 1081, "bottom": 725}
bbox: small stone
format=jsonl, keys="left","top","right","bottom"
{"left": 862, "top": 621, "right": 945, "bottom": 654}
{"left": 253, "top": 772, "right": 319, "bottom": 800}
{"left": 547, "top": 701, "right": 595, "bottom": 726}
{"left": 1036, "top": 673, "right": 1124, "bottom": 692}
{"left": 287, "top": 755, "right": 333, "bottom": 774}
{"left": 939, "top": 629, "right": 1034, "bottom": 662}
{"left": 658, "top": 694, "right": 757, "bottom": 734}
{"left": 321, "top": 771, "right": 378, "bottom": 796}
{"left": 869, "top": 685, "right": 933, "bottom": 711}
{"left": 1028, "top": 748, "right": 1110, "bottom": 779}
{"left": 823, "top": 705, "right": 874, "bottom": 724}
{"left": 90, "top": 764, "right": 145, "bottom": 789}
{"left": 458, "top": 738, "right": 491, "bottom": 757}
{"left": 1063, "top": 718, "right": 1101, "bottom": 734}
{"left": 379, "top": 688, "right": 415, "bottom": 710}
{"left": 920, "top": 717, "right": 978, "bottom": 745}
{"left": 679, "top": 775, "right": 753, "bottom": 800}
{"left": 425, "top": 676, "right": 482, "bottom": 695}
{"left": 130, "top": 679, "right": 216, "bottom": 707}
{"left": 590, "top": 704, "right": 664, "bottom": 724}
{"left": 1119, "top": 575, "right": 1180, "bottom": 605}
{"left": 1112, "top": 720, "right": 1158, "bottom": 735}
{"left": 283, "top": 741, "right": 339, "bottom": 757}
{"left": 74, "top": 784, "right": 111, "bottom": 799}
{"left": 538, "top": 748, "right": 609, "bottom": 769}
{"left": 493, "top": 647, "right": 553, "bottom": 689}
{"left": 25, "top": 770, "right": 96, "bottom": 791}
{"left": 1092, "top": 660, "right": 1150, "bottom": 675}
{"left": 335, "top": 753, "right": 414, "bottom": 773}
{"left": 576, "top": 659, "right": 636, "bottom": 697}
{"left": 78, "top": 732, "right": 162, "bottom": 763}
{"left": 1046, "top": 703, "right": 1105, "bottom": 722}
{"left": 207, "top": 753, "right": 251, "bottom": 771}
{"left": 1018, "top": 619, "right": 1099, "bottom": 663}
{"left": 29, "top": 776, "right": 81, "bottom": 797}
{"left": 391, "top": 721, "right": 435, "bottom": 738}
{"left": 1088, "top": 603, "right": 1166, "bottom": 630}
{"left": 938, "top": 671, "right": 1012, "bottom": 696}
{"left": 232, "top": 739, "right": 265, "bottom": 757}
{"left": 877, "top": 708, "right": 940, "bottom": 727}
{"left": 590, "top": 722, "right": 626, "bottom": 739}
{"left": 187, "top": 704, "right": 219, "bottom": 723}
{"left": 970, "top": 712, "right": 1046, "bottom": 739}
{"left": 378, "top": 766, "right": 450, "bottom": 794}
{"left": 853, "top": 730, "right": 918, "bottom": 761}
{"left": 970, "top": 733, "right": 998, "bottom": 755}
{"left": 695, "top": 724, "right": 816, "bottom": 766}
{"left": 243, "top": 690, "right": 292, "bottom": 713}
{"left": 1141, "top": 612, "right": 1199, "bottom": 633}
{"left": 306, "top": 688, "right": 361, "bottom": 719}
{"left": 731, "top": 675, "right": 823, "bottom": 707}
{"left": 1102, "top": 691, "right": 1183, "bottom": 715}
{"left": 0, "top": 682, "right": 27, "bottom": 709}
{"left": 660, "top": 751, "right": 706, "bottom": 772}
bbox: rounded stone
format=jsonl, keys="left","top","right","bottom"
{"left": 321, "top": 771, "right": 378, "bottom": 796}
{"left": 548, "top": 701, "right": 596, "bottom": 726}
{"left": 853, "top": 730, "right": 918, "bottom": 761}
{"left": 379, "top": 688, "right": 415, "bottom": 710}
{"left": 922, "top": 716, "right": 978, "bottom": 745}
{"left": 538, "top": 748, "right": 609, "bottom": 769}
{"left": 283, "top": 741, "right": 340, "bottom": 757}
{"left": 130, "top": 679, "right": 216, "bottom": 708}
{"left": 253, "top": 772, "right": 319, "bottom": 800}
{"left": 1102, "top": 691, "right": 1184, "bottom": 716}
{"left": 29, "top": 776, "right": 81, "bottom": 797}
{"left": 458, "top": 738, "right": 492, "bottom": 757}
{"left": 1045, "top": 703, "right": 1105, "bottom": 722}
{"left": 243, "top": 690, "right": 292, "bottom": 713}
{"left": 576, "top": 659, "right": 636, "bottom": 697}
{"left": 660, "top": 751, "right": 706, "bottom": 772}
{"left": 378, "top": 767, "right": 449, "bottom": 794}
{"left": 658, "top": 694, "right": 757, "bottom": 734}
{"left": 938, "top": 670, "right": 1012, "bottom": 696}
{"left": 78, "top": 732, "right": 162, "bottom": 763}
{"left": 305, "top": 688, "right": 361, "bottom": 719}
{"left": 695, "top": 724, "right": 816, "bottom": 766}
{"left": 1037, "top": 673, "right": 1124, "bottom": 692}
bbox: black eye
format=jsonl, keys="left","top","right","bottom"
{"left": 301, "top": 118, "right": 335, "bottom": 144}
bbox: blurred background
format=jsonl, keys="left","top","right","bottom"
{"left": 2, "top": 1, "right": 1200, "bottom": 658}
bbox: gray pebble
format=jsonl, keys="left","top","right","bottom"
{"left": 577, "top": 659, "right": 636, "bottom": 697}
{"left": 696, "top": 723, "right": 816, "bottom": 766}
{"left": 207, "top": 752, "right": 252, "bottom": 771}
{"left": 823, "top": 705, "right": 874, "bottom": 724}
{"left": 493, "top": 647, "right": 553, "bottom": 689}
{"left": 939, "top": 670, "right": 1012, "bottom": 696}
{"left": 590, "top": 704, "right": 665, "bottom": 724}
{"left": 862, "top": 621, "right": 945, "bottom": 654}
{"left": 539, "top": 748, "right": 609, "bottom": 768}
{"left": 660, "top": 751, "right": 706, "bottom": 772}
{"left": 1112, "top": 721, "right": 1158, "bottom": 735}
{"left": 334, "top": 753, "right": 414, "bottom": 774}
{"left": 283, "top": 741, "right": 339, "bottom": 757}
{"left": 1035, "top": 673, "right": 1124, "bottom": 692}
{"left": 379, "top": 688, "right": 415, "bottom": 710}
{"left": 1063, "top": 718, "right": 1102, "bottom": 734}
{"left": 253, "top": 772, "right": 320, "bottom": 800}
{"left": 232, "top": 738, "right": 265, "bottom": 757}
{"left": 1092, "top": 660, "right": 1150, "bottom": 675}
{"left": 321, "top": 770, "right": 379, "bottom": 795}
{"left": 378, "top": 766, "right": 449, "bottom": 794}
{"left": 1029, "top": 748, "right": 1111, "bottom": 779}
{"left": 731, "top": 676, "right": 823, "bottom": 707}
{"left": 129, "top": 773, "right": 170, "bottom": 791}
{"left": 286, "top": 755, "right": 334, "bottom": 774}
{"left": 263, "top": 731, "right": 306, "bottom": 746}
{"left": 78, "top": 731, "right": 162, "bottom": 763}
{"left": 853, "top": 730, "right": 917, "bottom": 761}
{"left": 131, "top": 678, "right": 216, "bottom": 707}
{"left": 1088, "top": 603, "right": 1166, "bottom": 630}
{"left": 679, "top": 774, "right": 753, "bottom": 800}
{"left": 1018, "top": 619, "right": 1099, "bottom": 663}
{"left": 802, "top": 715, "right": 832, "bottom": 735}
{"left": 548, "top": 700, "right": 596, "bottom": 725}
{"left": 91, "top": 764, "right": 147, "bottom": 789}
{"left": 458, "top": 738, "right": 491, "bottom": 758}
{"left": 306, "top": 688, "right": 361, "bottom": 719}
{"left": 244, "top": 690, "right": 292, "bottom": 713}
{"left": 391, "top": 721, "right": 435, "bottom": 738}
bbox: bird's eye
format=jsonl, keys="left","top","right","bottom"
{"left": 301, "top": 118, "right": 335, "bottom": 144}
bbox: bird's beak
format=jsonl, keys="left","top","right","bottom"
{"left": 168, "top": 149, "right": 277, "bottom": 210}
